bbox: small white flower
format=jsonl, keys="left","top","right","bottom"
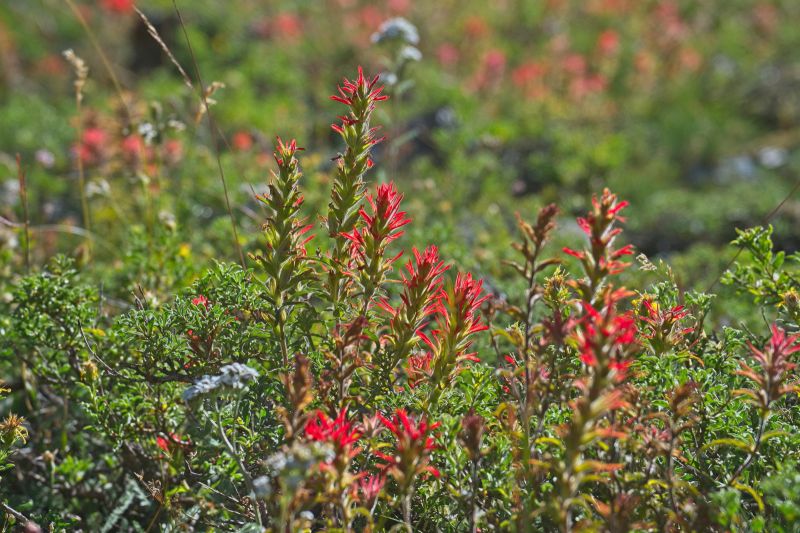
{"left": 399, "top": 45, "right": 422, "bottom": 63}
{"left": 371, "top": 17, "right": 419, "bottom": 45}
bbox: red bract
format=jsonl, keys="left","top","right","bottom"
{"left": 156, "top": 432, "right": 189, "bottom": 453}
{"left": 597, "top": 29, "right": 621, "bottom": 56}
{"left": 362, "top": 182, "right": 411, "bottom": 244}
{"left": 573, "top": 288, "right": 638, "bottom": 381}
{"left": 416, "top": 272, "right": 489, "bottom": 401}
{"left": 563, "top": 189, "right": 633, "bottom": 301}
{"left": 377, "top": 246, "right": 449, "bottom": 378}
{"left": 101, "top": 0, "right": 134, "bottom": 14}
{"left": 330, "top": 66, "right": 388, "bottom": 113}
{"left": 375, "top": 409, "right": 441, "bottom": 484}
{"left": 638, "top": 298, "right": 693, "bottom": 353}
{"left": 76, "top": 126, "right": 108, "bottom": 165}
{"left": 735, "top": 325, "right": 800, "bottom": 411}
{"left": 342, "top": 181, "right": 410, "bottom": 263}
{"left": 406, "top": 352, "right": 433, "bottom": 388}
{"left": 354, "top": 473, "right": 386, "bottom": 504}
{"left": 232, "top": 131, "right": 253, "bottom": 151}
{"left": 191, "top": 295, "right": 209, "bottom": 308}
{"left": 305, "top": 409, "right": 362, "bottom": 451}
{"left": 383, "top": 246, "right": 449, "bottom": 319}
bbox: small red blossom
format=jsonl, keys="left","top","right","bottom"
{"left": 735, "top": 325, "right": 800, "bottom": 411}
{"left": 638, "top": 298, "right": 693, "bottom": 352}
{"left": 353, "top": 473, "right": 386, "bottom": 504}
{"left": 563, "top": 189, "right": 633, "bottom": 300}
{"left": 379, "top": 246, "right": 449, "bottom": 333}
{"left": 191, "top": 295, "right": 209, "bottom": 309}
{"left": 597, "top": 29, "right": 621, "bottom": 56}
{"left": 76, "top": 126, "right": 108, "bottom": 165}
{"left": 406, "top": 352, "right": 433, "bottom": 388}
{"left": 305, "top": 409, "right": 362, "bottom": 450}
{"left": 121, "top": 134, "right": 144, "bottom": 161}
{"left": 573, "top": 289, "right": 638, "bottom": 381}
{"left": 375, "top": 409, "right": 441, "bottom": 483}
{"left": 343, "top": 181, "right": 410, "bottom": 264}
{"left": 232, "top": 130, "right": 253, "bottom": 151}
{"left": 437, "top": 43, "right": 460, "bottom": 67}
{"left": 101, "top": 0, "right": 134, "bottom": 14}
{"left": 330, "top": 66, "right": 388, "bottom": 108}
{"left": 274, "top": 12, "right": 303, "bottom": 39}
{"left": 156, "top": 432, "right": 189, "bottom": 453}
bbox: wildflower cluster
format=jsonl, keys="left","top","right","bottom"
{"left": 4, "top": 61, "right": 800, "bottom": 533}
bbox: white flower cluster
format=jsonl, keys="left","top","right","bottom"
{"left": 371, "top": 17, "right": 419, "bottom": 45}
{"left": 182, "top": 363, "right": 259, "bottom": 402}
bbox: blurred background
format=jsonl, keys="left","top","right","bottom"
{"left": 1, "top": 0, "right": 799, "bottom": 319}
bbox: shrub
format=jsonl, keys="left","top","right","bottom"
{"left": 1, "top": 67, "right": 799, "bottom": 532}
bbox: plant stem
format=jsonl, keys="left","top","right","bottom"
{"left": 16, "top": 154, "right": 30, "bottom": 272}
{"left": 214, "top": 401, "right": 263, "bottom": 527}
{"left": 729, "top": 411, "right": 768, "bottom": 485}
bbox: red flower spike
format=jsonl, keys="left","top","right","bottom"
{"left": 422, "top": 272, "right": 490, "bottom": 391}
{"left": 330, "top": 66, "right": 389, "bottom": 109}
{"left": 573, "top": 288, "right": 638, "bottom": 382}
{"left": 736, "top": 325, "right": 800, "bottom": 411}
{"left": 563, "top": 189, "right": 634, "bottom": 301}
{"left": 305, "top": 408, "right": 362, "bottom": 450}
{"left": 375, "top": 409, "right": 441, "bottom": 484}
{"left": 192, "top": 295, "right": 209, "bottom": 309}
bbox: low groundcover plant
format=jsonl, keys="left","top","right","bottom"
{"left": 1, "top": 67, "right": 799, "bottom": 533}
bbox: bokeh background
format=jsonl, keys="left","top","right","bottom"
{"left": 1, "top": 0, "right": 799, "bottom": 320}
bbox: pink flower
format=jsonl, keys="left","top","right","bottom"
{"left": 437, "top": 43, "right": 460, "bottom": 68}
{"left": 596, "top": 30, "right": 620, "bottom": 56}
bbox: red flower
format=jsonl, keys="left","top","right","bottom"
{"left": 121, "top": 134, "right": 144, "bottom": 160}
{"left": 354, "top": 473, "right": 386, "bottom": 504}
{"left": 437, "top": 43, "right": 460, "bottom": 67}
{"left": 573, "top": 289, "right": 638, "bottom": 380}
{"left": 406, "top": 352, "right": 433, "bottom": 388}
{"left": 232, "top": 131, "right": 253, "bottom": 151}
{"left": 274, "top": 12, "right": 303, "bottom": 39}
{"left": 305, "top": 409, "right": 362, "bottom": 450}
{"left": 379, "top": 246, "right": 448, "bottom": 331}
{"left": 420, "top": 272, "right": 489, "bottom": 364}
{"left": 156, "top": 432, "right": 189, "bottom": 453}
{"left": 101, "top": 0, "right": 134, "bottom": 14}
{"left": 375, "top": 409, "right": 441, "bottom": 482}
{"left": 76, "top": 126, "right": 108, "bottom": 165}
{"left": 736, "top": 325, "right": 800, "bottom": 411}
{"left": 563, "top": 189, "right": 633, "bottom": 300}
{"left": 342, "top": 181, "right": 410, "bottom": 263}
{"left": 330, "top": 66, "right": 388, "bottom": 109}
{"left": 638, "top": 298, "right": 693, "bottom": 352}
{"left": 191, "top": 295, "right": 209, "bottom": 309}
{"left": 597, "top": 29, "right": 620, "bottom": 56}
